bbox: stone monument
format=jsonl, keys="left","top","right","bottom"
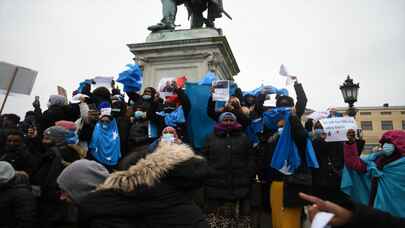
{"left": 126, "top": 1, "right": 238, "bottom": 89}
{"left": 128, "top": 28, "right": 239, "bottom": 89}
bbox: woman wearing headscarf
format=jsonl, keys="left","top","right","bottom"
{"left": 203, "top": 112, "right": 255, "bottom": 227}
{"left": 88, "top": 103, "right": 121, "bottom": 171}
{"left": 342, "top": 130, "right": 405, "bottom": 217}
{"left": 78, "top": 142, "right": 210, "bottom": 228}
{"left": 207, "top": 94, "right": 251, "bottom": 129}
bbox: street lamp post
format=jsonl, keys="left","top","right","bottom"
{"left": 340, "top": 75, "right": 360, "bottom": 117}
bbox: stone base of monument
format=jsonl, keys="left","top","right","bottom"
{"left": 127, "top": 28, "right": 240, "bottom": 89}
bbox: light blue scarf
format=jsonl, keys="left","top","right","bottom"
{"left": 157, "top": 106, "right": 186, "bottom": 127}
{"left": 89, "top": 119, "right": 121, "bottom": 166}
{"left": 341, "top": 154, "right": 405, "bottom": 218}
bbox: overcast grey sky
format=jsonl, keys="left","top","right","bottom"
{"left": 1, "top": 0, "right": 404, "bottom": 116}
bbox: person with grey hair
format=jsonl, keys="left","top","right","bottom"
{"left": 0, "top": 161, "right": 37, "bottom": 228}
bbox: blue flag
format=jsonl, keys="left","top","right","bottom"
{"left": 89, "top": 119, "right": 121, "bottom": 166}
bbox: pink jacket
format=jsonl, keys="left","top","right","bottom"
{"left": 344, "top": 142, "right": 367, "bottom": 172}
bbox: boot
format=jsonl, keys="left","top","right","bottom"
{"left": 148, "top": 16, "right": 176, "bottom": 32}
{"left": 205, "top": 19, "right": 215, "bottom": 28}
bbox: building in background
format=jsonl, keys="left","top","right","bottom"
{"left": 337, "top": 104, "right": 405, "bottom": 146}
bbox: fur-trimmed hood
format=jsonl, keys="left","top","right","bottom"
{"left": 98, "top": 142, "right": 203, "bottom": 192}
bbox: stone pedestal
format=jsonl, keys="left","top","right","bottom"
{"left": 127, "top": 28, "right": 240, "bottom": 89}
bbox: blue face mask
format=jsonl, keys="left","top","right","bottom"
{"left": 134, "top": 111, "right": 146, "bottom": 119}
{"left": 382, "top": 143, "right": 395, "bottom": 156}
{"left": 143, "top": 95, "right": 152, "bottom": 100}
{"left": 278, "top": 128, "right": 283, "bottom": 134}
{"left": 314, "top": 129, "right": 324, "bottom": 138}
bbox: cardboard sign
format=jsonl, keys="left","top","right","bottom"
{"left": 320, "top": 117, "right": 358, "bottom": 142}
{"left": 57, "top": 86, "right": 68, "bottom": 99}
{"left": 0, "top": 61, "right": 37, "bottom": 95}
{"left": 212, "top": 80, "right": 230, "bottom": 102}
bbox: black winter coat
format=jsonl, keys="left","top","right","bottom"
{"left": 0, "top": 183, "right": 37, "bottom": 228}
{"left": 115, "top": 116, "right": 131, "bottom": 157}
{"left": 203, "top": 127, "right": 255, "bottom": 201}
{"left": 40, "top": 104, "right": 80, "bottom": 132}
{"left": 312, "top": 139, "right": 344, "bottom": 189}
{"left": 128, "top": 120, "right": 151, "bottom": 151}
{"left": 79, "top": 142, "right": 210, "bottom": 228}
{"left": 311, "top": 139, "right": 347, "bottom": 204}
{"left": 0, "top": 145, "right": 38, "bottom": 175}
{"left": 342, "top": 203, "right": 405, "bottom": 228}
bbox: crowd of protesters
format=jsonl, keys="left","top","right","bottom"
{"left": 1, "top": 67, "right": 405, "bottom": 228}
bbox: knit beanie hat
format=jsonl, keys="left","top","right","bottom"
{"left": 57, "top": 159, "right": 109, "bottom": 202}
{"left": 44, "top": 126, "right": 68, "bottom": 146}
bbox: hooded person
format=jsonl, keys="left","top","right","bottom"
{"left": 203, "top": 112, "right": 255, "bottom": 227}
{"left": 0, "top": 161, "right": 37, "bottom": 228}
{"left": 78, "top": 142, "right": 210, "bottom": 228}
{"left": 148, "top": 126, "right": 183, "bottom": 152}
{"left": 88, "top": 102, "right": 121, "bottom": 171}
{"left": 57, "top": 159, "right": 109, "bottom": 226}
{"left": 342, "top": 130, "right": 405, "bottom": 217}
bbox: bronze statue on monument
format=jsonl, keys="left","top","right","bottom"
{"left": 148, "top": 0, "right": 231, "bottom": 32}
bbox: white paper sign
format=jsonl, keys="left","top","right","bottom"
{"left": 212, "top": 80, "right": 230, "bottom": 102}
{"left": 320, "top": 117, "right": 358, "bottom": 142}
{"left": 279, "top": 64, "right": 297, "bottom": 86}
{"left": 311, "top": 212, "right": 334, "bottom": 228}
{"left": 307, "top": 111, "right": 330, "bottom": 122}
{"left": 93, "top": 76, "right": 114, "bottom": 91}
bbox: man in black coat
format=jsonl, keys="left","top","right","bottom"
{"left": 311, "top": 129, "right": 347, "bottom": 204}
{"left": 0, "top": 161, "right": 37, "bottom": 228}
{"left": 0, "top": 129, "right": 37, "bottom": 176}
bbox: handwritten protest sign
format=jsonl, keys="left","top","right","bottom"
{"left": 320, "top": 117, "right": 358, "bottom": 142}
{"left": 212, "top": 80, "right": 230, "bottom": 102}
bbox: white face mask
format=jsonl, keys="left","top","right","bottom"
{"left": 382, "top": 143, "right": 395, "bottom": 156}
{"left": 162, "top": 133, "right": 175, "bottom": 143}
{"left": 278, "top": 128, "right": 283, "bottom": 134}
